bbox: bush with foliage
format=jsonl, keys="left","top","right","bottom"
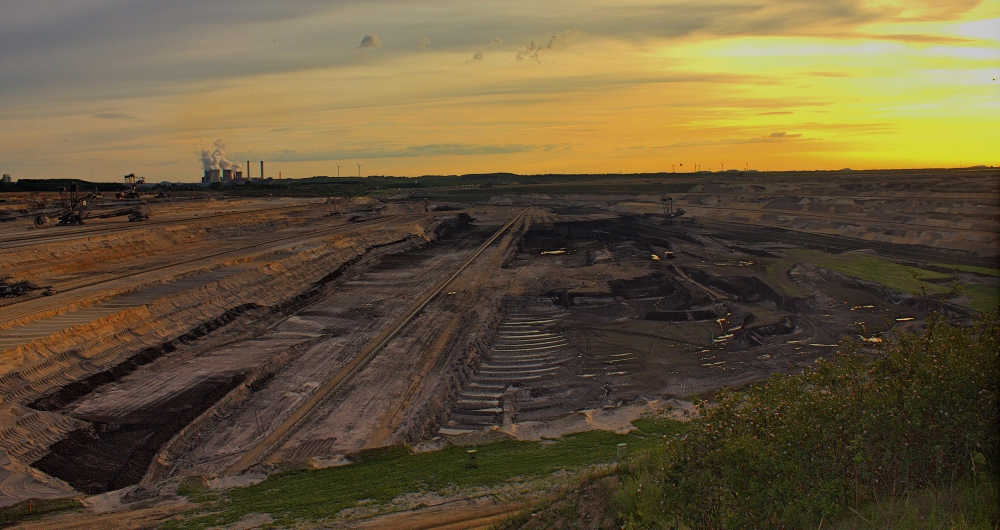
{"left": 617, "top": 314, "right": 999, "bottom": 529}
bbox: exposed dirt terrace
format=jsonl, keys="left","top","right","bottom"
{"left": 0, "top": 170, "right": 996, "bottom": 519}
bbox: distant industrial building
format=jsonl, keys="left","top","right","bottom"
{"left": 1, "top": 174, "right": 10, "bottom": 184}
{"left": 201, "top": 168, "right": 245, "bottom": 185}
{"left": 202, "top": 169, "right": 221, "bottom": 184}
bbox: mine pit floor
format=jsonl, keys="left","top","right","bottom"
{"left": 0, "top": 190, "right": 995, "bottom": 513}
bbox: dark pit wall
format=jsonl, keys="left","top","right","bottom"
{"left": 736, "top": 316, "right": 798, "bottom": 347}
{"left": 32, "top": 376, "right": 243, "bottom": 494}
{"left": 609, "top": 271, "right": 710, "bottom": 311}
{"left": 517, "top": 217, "right": 653, "bottom": 255}
{"left": 433, "top": 212, "right": 476, "bottom": 237}
{"left": 681, "top": 268, "right": 789, "bottom": 307}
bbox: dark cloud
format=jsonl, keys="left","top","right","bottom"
{"left": 0, "top": 1, "right": 985, "bottom": 112}
{"left": 358, "top": 34, "right": 382, "bottom": 49}
{"left": 0, "top": 1, "right": 342, "bottom": 58}
{"left": 472, "top": 50, "right": 484, "bottom": 61}
{"left": 416, "top": 36, "right": 431, "bottom": 48}
{"left": 0, "top": 2, "right": 365, "bottom": 104}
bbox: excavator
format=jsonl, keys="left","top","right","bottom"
{"left": 660, "top": 196, "right": 687, "bottom": 225}
{"left": 33, "top": 182, "right": 149, "bottom": 227}
{"left": 115, "top": 173, "right": 144, "bottom": 200}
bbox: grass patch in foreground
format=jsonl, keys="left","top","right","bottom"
{"left": 957, "top": 283, "right": 1000, "bottom": 314}
{"left": 164, "top": 419, "right": 688, "bottom": 529}
{"left": 928, "top": 263, "right": 1000, "bottom": 277}
{"left": 0, "top": 497, "right": 83, "bottom": 526}
{"left": 616, "top": 314, "right": 998, "bottom": 529}
{"left": 831, "top": 477, "right": 998, "bottom": 529}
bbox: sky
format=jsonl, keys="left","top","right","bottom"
{"left": 1, "top": 0, "right": 998, "bottom": 182}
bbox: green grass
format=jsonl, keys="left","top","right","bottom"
{"left": 765, "top": 258, "right": 814, "bottom": 299}
{"left": 163, "top": 419, "right": 689, "bottom": 529}
{"left": 791, "top": 250, "right": 1000, "bottom": 313}
{"left": 959, "top": 283, "right": 1000, "bottom": 314}
{"left": 0, "top": 497, "right": 83, "bottom": 526}
{"left": 830, "top": 477, "right": 999, "bottom": 529}
{"left": 615, "top": 315, "right": 999, "bottom": 529}
{"left": 791, "top": 250, "right": 952, "bottom": 296}
{"left": 176, "top": 475, "right": 216, "bottom": 503}
{"left": 928, "top": 263, "right": 1000, "bottom": 277}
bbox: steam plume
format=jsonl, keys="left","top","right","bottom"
{"left": 200, "top": 140, "right": 239, "bottom": 171}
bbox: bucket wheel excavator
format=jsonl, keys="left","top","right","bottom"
{"left": 660, "top": 197, "right": 687, "bottom": 225}
{"left": 33, "top": 182, "right": 150, "bottom": 227}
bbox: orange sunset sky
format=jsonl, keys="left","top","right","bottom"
{"left": 1, "top": 0, "right": 997, "bottom": 181}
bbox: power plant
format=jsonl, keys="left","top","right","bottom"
{"left": 201, "top": 168, "right": 245, "bottom": 185}
{"left": 198, "top": 141, "right": 258, "bottom": 185}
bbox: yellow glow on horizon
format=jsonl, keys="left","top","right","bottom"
{"left": 1, "top": 1, "right": 997, "bottom": 180}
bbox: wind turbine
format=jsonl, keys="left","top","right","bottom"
{"left": 336, "top": 164, "right": 342, "bottom": 178}
{"left": 357, "top": 163, "right": 363, "bottom": 178}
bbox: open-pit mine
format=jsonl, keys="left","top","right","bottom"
{"left": 0, "top": 169, "right": 997, "bottom": 517}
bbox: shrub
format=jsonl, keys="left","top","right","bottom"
{"left": 618, "top": 314, "right": 999, "bottom": 529}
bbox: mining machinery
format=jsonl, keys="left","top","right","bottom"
{"left": 660, "top": 196, "right": 686, "bottom": 225}
{"left": 116, "top": 173, "right": 144, "bottom": 200}
{"left": 33, "top": 182, "right": 149, "bottom": 227}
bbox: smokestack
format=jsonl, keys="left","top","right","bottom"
{"left": 260, "top": 160, "right": 264, "bottom": 181}
{"left": 247, "top": 160, "right": 250, "bottom": 180}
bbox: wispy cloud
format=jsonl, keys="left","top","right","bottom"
{"left": 517, "top": 29, "right": 583, "bottom": 61}
{"left": 93, "top": 112, "right": 143, "bottom": 121}
{"left": 0, "top": 1, "right": 993, "bottom": 179}
{"left": 808, "top": 71, "right": 853, "bottom": 78}
{"left": 469, "top": 35, "right": 503, "bottom": 62}
{"left": 862, "top": 33, "right": 971, "bottom": 44}
{"left": 652, "top": 132, "right": 809, "bottom": 149}
{"left": 235, "top": 143, "right": 544, "bottom": 162}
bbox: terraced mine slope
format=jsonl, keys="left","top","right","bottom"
{"left": 0, "top": 169, "right": 996, "bottom": 524}
{"left": 0, "top": 198, "right": 460, "bottom": 501}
